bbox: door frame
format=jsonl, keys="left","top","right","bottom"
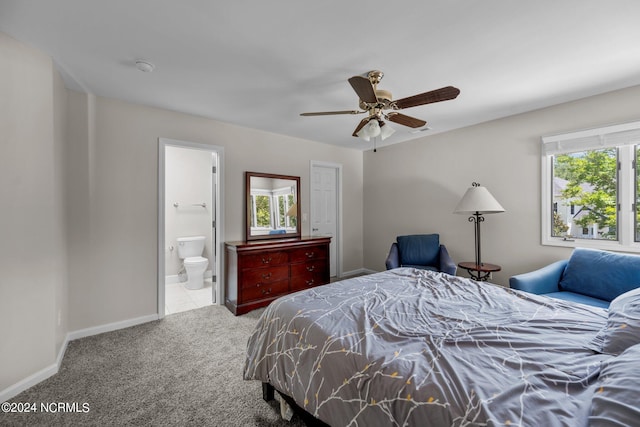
{"left": 158, "top": 138, "right": 225, "bottom": 318}
{"left": 310, "top": 160, "right": 342, "bottom": 278}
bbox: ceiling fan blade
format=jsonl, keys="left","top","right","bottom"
{"left": 348, "top": 76, "right": 378, "bottom": 104}
{"left": 393, "top": 86, "right": 460, "bottom": 109}
{"left": 300, "top": 110, "right": 364, "bottom": 116}
{"left": 352, "top": 117, "right": 371, "bottom": 137}
{"left": 386, "top": 112, "right": 427, "bottom": 128}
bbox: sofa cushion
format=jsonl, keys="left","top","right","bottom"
{"left": 543, "top": 291, "right": 610, "bottom": 309}
{"left": 558, "top": 248, "right": 640, "bottom": 302}
{"left": 397, "top": 234, "right": 439, "bottom": 268}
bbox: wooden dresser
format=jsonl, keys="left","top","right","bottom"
{"left": 224, "top": 237, "right": 331, "bottom": 315}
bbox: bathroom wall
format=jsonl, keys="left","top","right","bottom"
{"left": 164, "top": 146, "right": 214, "bottom": 280}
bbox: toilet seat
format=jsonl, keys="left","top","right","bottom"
{"left": 184, "top": 256, "right": 208, "bottom": 265}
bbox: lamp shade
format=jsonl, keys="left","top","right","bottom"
{"left": 454, "top": 184, "right": 505, "bottom": 214}
{"left": 286, "top": 203, "right": 298, "bottom": 217}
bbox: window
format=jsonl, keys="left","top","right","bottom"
{"left": 552, "top": 147, "right": 618, "bottom": 240}
{"left": 542, "top": 120, "right": 640, "bottom": 252}
{"left": 251, "top": 194, "right": 272, "bottom": 228}
{"left": 250, "top": 186, "right": 297, "bottom": 232}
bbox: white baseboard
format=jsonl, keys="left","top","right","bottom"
{"left": 0, "top": 361, "right": 59, "bottom": 404}
{"left": 165, "top": 270, "right": 212, "bottom": 285}
{"left": 165, "top": 274, "right": 180, "bottom": 285}
{"left": 67, "top": 313, "right": 158, "bottom": 341}
{"left": 1, "top": 313, "right": 158, "bottom": 403}
{"left": 340, "top": 268, "right": 377, "bottom": 278}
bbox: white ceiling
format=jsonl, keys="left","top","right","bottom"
{"left": 2, "top": 1, "right": 640, "bottom": 150}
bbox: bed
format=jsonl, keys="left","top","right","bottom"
{"left": 243, "top": 268, "right": 640, "bottom": 426}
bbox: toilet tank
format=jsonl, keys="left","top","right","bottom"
{"left": 177, "top": 236, "right": 206, "bottom": 258}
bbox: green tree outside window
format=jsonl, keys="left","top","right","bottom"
{"left": 553, "top": 148, "right": 617, "bottom": 240}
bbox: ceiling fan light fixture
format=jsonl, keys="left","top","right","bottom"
{"left": 356, "top": 119, "right": 381, "bottom": 141}
{"left": 379, "top": 121, "right": 395, "bottom": 140}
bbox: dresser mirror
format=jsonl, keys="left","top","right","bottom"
{"left": 245, "top": 172, "right": 301, "bottom": 241}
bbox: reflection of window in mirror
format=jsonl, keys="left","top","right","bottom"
{"left": 246, "top": 172, "right": 300, "bottom": 241}
{"left": 249, "top": 181, "right": 296, "bottom": 235}
{"left": 251, "top": 194, "right": 272, "bottom": 228}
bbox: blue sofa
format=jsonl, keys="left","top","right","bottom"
{"left": 385, "top": 234, "right": 457, "bottom": 275}
{"left": 509, "top": 248, "right": 640, "bottom": 308}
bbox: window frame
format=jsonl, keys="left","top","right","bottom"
{"left": 250, "top": 191, "right": 274, "bottom": 230}
{"left": 541, "top": 120, "right": 640, "bottom": 253}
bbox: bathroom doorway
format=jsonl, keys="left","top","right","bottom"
{"left": 158, "top": 138, "right": 224, "bottom": 318}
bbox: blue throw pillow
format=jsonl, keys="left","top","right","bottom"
{"left": 559, "top": 248, "right": 640, "bottom": 302}
{"left": 397, "top": 234, "right": 439, "bottom": 268}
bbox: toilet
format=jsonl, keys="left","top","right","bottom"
{"left": 177, "top": 236, "right": 209, "bottom": 290}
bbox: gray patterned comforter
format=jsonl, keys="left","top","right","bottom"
{"left": 244, "top": 268, "right": 612, "bottom": 426}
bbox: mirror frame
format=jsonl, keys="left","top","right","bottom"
{"left": 245, "top": 171, "right": 301, "bottom": 241}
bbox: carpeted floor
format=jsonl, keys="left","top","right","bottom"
{"left": 1, "top": 305, "right": 307, "bottom": 426}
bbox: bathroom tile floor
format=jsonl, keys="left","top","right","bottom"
{"left": 165, "top": 279, "right": 214, "bottom": 315}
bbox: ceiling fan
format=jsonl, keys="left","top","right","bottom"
{"left": 300, "top": 70, "right": 460, "bottom": 143}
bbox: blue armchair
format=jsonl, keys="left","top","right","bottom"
{"left": 509, "top": 248, "right": 640, "bottom": 308}
{"left": 385, "top": 234, "right": 457, "bottom": 275}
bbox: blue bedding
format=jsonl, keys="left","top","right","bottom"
{"left": 244, "top": 268, "right": 636, "bottom": 426}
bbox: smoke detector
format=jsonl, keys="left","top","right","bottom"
{"left": 135, "top": 60, "right": 155, "bottom": 73}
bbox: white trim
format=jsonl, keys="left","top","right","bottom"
{"left": 542, "top": 120, "right": 640, "bottom": 154}
{"left": 1, "top": 313, "right": 156, "bottom": 403}
{"left": 310, "top": 160, "right": 343, "bottom": 277}
{"left": 340, "top": 268, "right": 376, "bottom": 278}
{"left": 1, "top": 362, "right": 59, "bottom": 403}
{"left": 542, "top": 120, "right": 640, "bottom": 143}
{"left": 158, "top": 138, "right": 225, "bottom": 318}
{"left": 67, "top": 314, "right": 159, "bottom": 341}
{"left": 541, "top": 131, "right": 640, "bottom": 253}
{"left": 165, "top": 270, "right": 212, "bottom": 285}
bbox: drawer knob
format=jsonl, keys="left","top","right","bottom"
{"left": 305, "top": 252, "right": 315, "bottom": 258}
{"left": 261, "top": 288, "right": 272, "bottom": 295}
{"left": 262, "top": 257, "right": 272, "bottom": 264}
{"left": 305, "top": 279, "right": 315, "bottom": 286}
{"left": 306, "top": 266, "right": 315, "bottom": 272}
{"left": 262, "top": 272, "right": 272, "bottom": 279}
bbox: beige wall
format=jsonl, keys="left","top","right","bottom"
{"left": 363, "top": 84, "right": 640, "bottom": 285}
{"left": 7, "top": 22, "right": 640, "bottom": 399}
{"left": 1, "top": 31, "right": 363, "bottom": 396}
{"left": 0, "top": 33, "right": 68, "bottom": 391}
{"left": 66, "top": 94, "right": 364, "bottom": 331}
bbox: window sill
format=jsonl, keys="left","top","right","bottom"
{"left": 542, "top": 237, "right": 640, "bottom": 254}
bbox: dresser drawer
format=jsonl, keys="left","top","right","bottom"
{"left": 291, "top": 260, "right": 326, "bottom": 277}
{"left": 290, "top": 272, "right": 326, "bottom": 291}
{"left": 291, "top": 259, "right": 328, "bottom": 291}
{"left": 241, "top": 251, "right": 289, "bottom": 268}
{"left": 289, "top": 246, "right": 327, "bottom": 263}
{"left": 242, "top": 279, "right": 289, "bottom": 302}
{"left": 241, "top": 266, "right": 289, "bottom": 289}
